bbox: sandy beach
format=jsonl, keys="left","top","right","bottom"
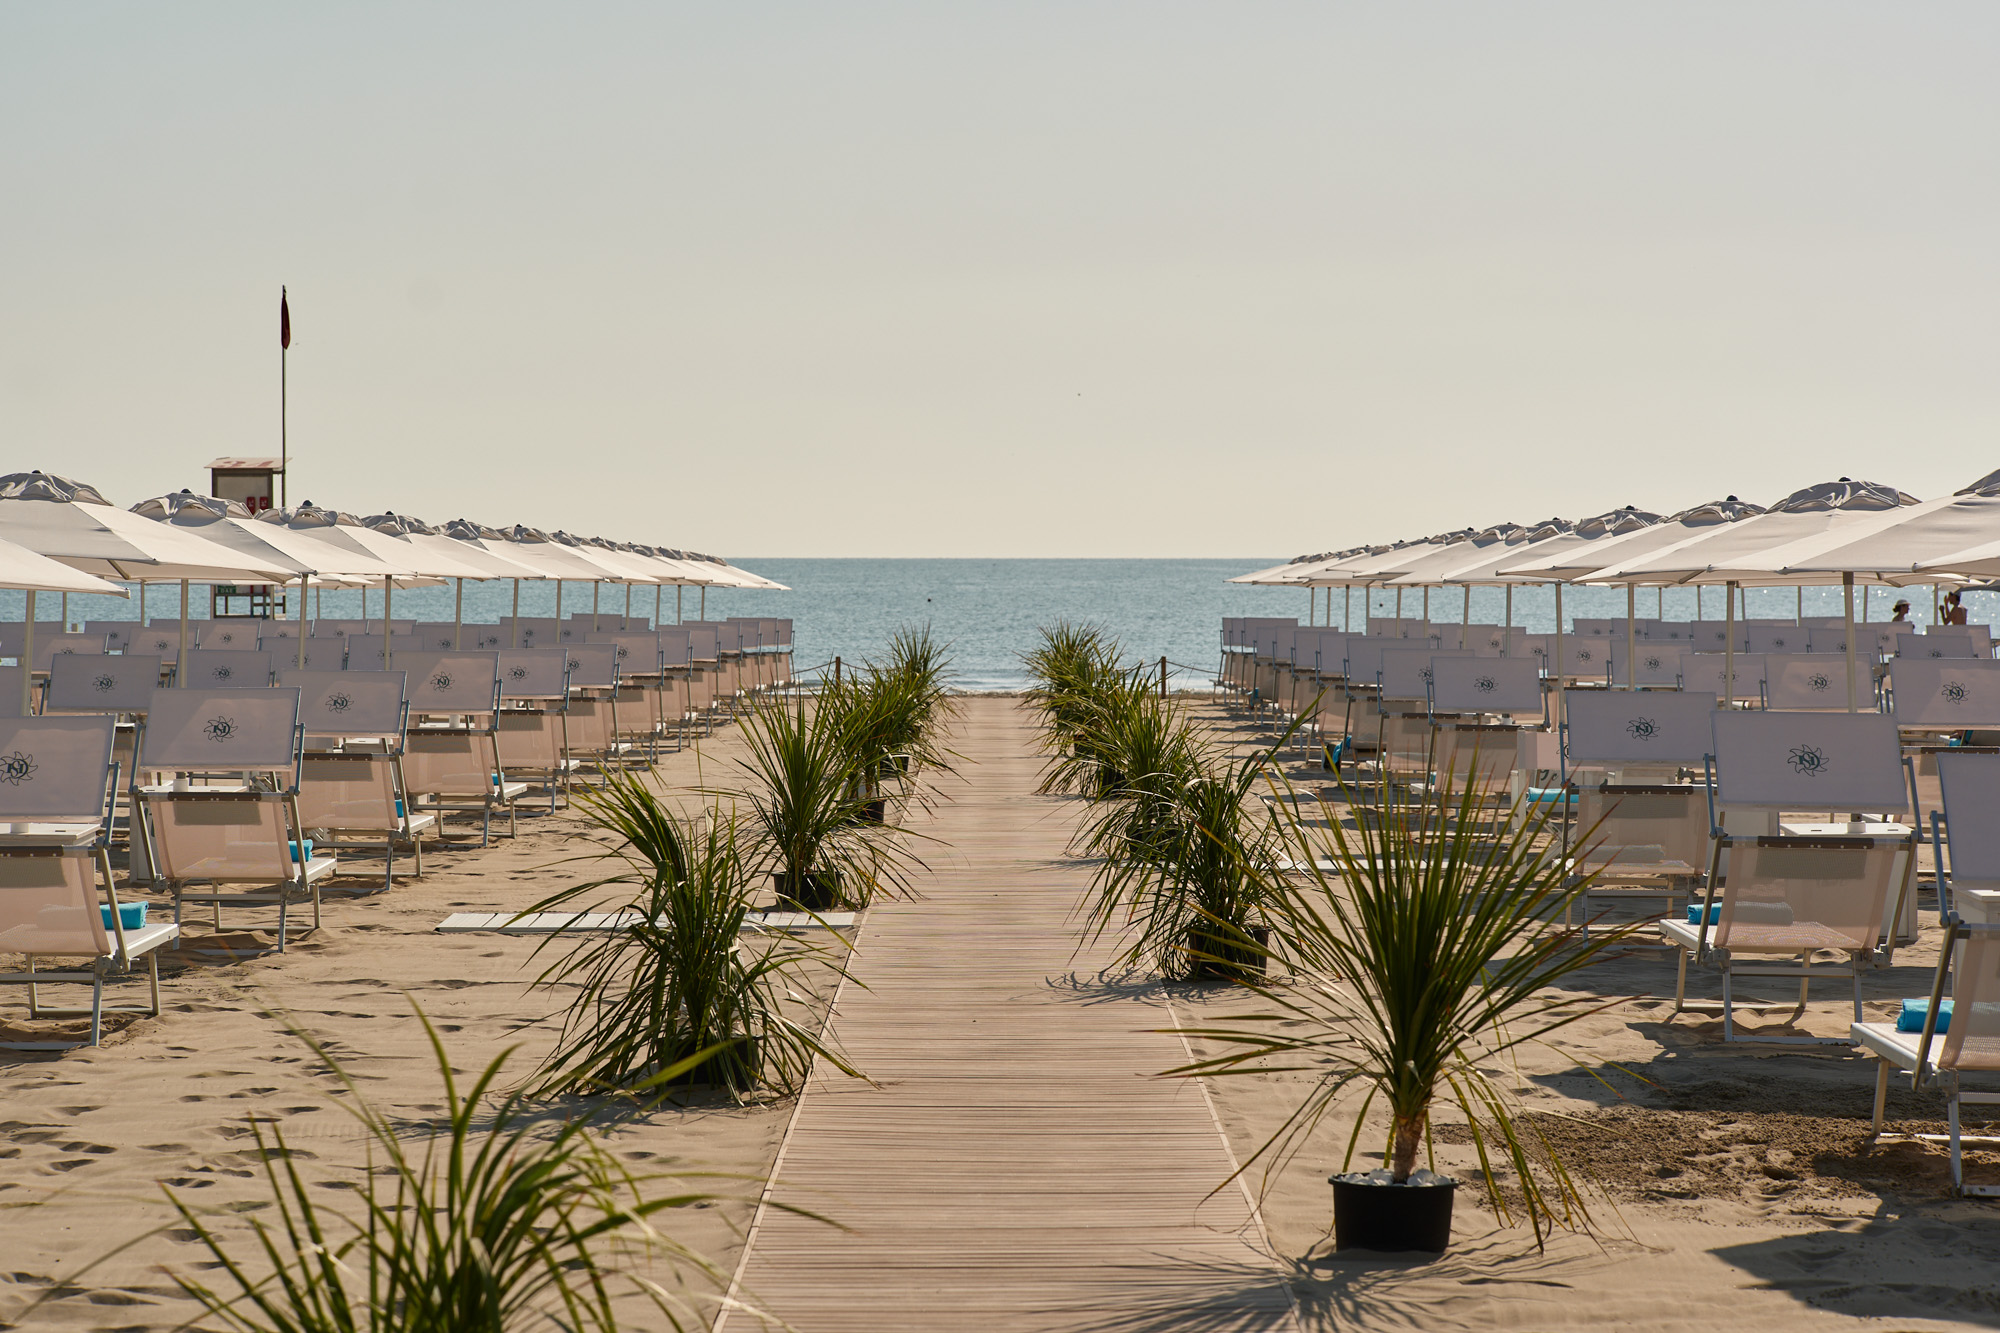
{"left": 5, "top": 694, "right": 1999, "bottom": 1331}
{"left": 0, "top": 717, "right": 839, "bottom": 1329}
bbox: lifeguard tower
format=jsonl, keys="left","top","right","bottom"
{"left": 207, "top": 456, "right": 286, "bottom": 618}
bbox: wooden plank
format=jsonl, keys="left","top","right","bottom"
{"left": 719, "top": 697, "right": 1298, "bottom": 1332}
{"left": 435, "top": 909, "right": 857, "bottom": 934}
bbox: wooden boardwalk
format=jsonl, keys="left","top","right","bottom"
{"left": 721, "top": 697, "right": 1298, "bottom": 1333}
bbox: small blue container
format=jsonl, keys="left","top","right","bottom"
{"left": 289, "top": 839, "right": 314, "bottom": 863}
{"left": 101, "top": 901, "right": 147, "bottom": 931}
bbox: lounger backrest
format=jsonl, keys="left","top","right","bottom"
{"left": 126, "top": 627, "right": 181, "bottom": 662}
{"left": 1711, "top": 839, "right": 1901, "bottom": 953}
{"left": 279, "top": 669, "right": 408, "bottom": 739}
{"left": 1686, "top": 622, "right": 1748, "bottom": 653}
{"left": 1803, "top": 626, "right": 1851, "bottom": 653}
{"left": 193, "top": 623, "right": 259, "bottom": 649}
{"left": 1606, "top": 640, "right": 1685, "bottom": 687}
{"left": 1940, "top": 929, "right": 2000, "bottom": 1071}
{"left": 1892, "top": 659, "right": 2000, "bottom": 729}
{"left": 83, "top": 621, "right": 130, "bottom": 652}
{"left": 658, "top": 630, "right": 692, "bottom": 667}
{"left": 604, "top": 634, "right": 664, "bottom": 675}
{"left": 181, "top": 648, "right": 276, "bottom": 690}
{"left": 1902, "top": 633, "right": 1979, "bottom": 661}
{"left": 0, "top": 848, "right": 110, "bottom": 957}
{"left": 1564, "top": 690, "right": 1718, "bottom": 766}
{"left": 1429, "top": 657, "right": 1542, "bottom": 713}
{"left": 688, "top": 628, "right": 720, "bottom": 662}
{"left": 257, "top": 622, "right": 302, "bottom": 643}
{"left": 498, "top": 649, "right": 570, "bottom": 700}
{"left": 0, "top": 666, "right": 27, "bottom": 718}
{"left": 414, "top": 622, "right": 468, "bottom": 651}
{"left": 31, "top": 633, "right": 109, "bottom": 671}
{"left": 1920, "top": 626, "right": 1992, "bottom": 658}
{"left": 343, "top": 634, "right": 423, "bottom": 670}
{"left": 1557, "top": 639, "right": 1609, "bottom": 679}
{"left": 1762, "top": 654, "right": 1862, "bottom": 711}
{"left": 1653, "top": 621, "right": 1695, "bottom": 642}
{"left": 1678, "top": 653, "right": 1765, "bottom": 698}
{"left": 0, "top": 715, "right": 117, "bottom": 822}
{"left": 1710, "top": 710, "right": 1906, "bottom": 812}
{"left": 396, "top": 652, "right": 503, "bottom": 714}
{"left": 140, "top": 688, "right": 303, "bottom": 773}
{"left": 46, "top": 654, "right": 163, "bottom": 714}
{"left": 500, "top": 617, "right": 559, "bottom": 647}
{"left": 1937, "top": 752, "right": 2000, "bottom": 881}
{"left": 1573, "top": 618, "right": 1620, "bottom": 638}
{"left": 1379, "top": 648, "right": 1468, "bottom": 700}
{"left": 1745, "top": 625, "right": 1807, "bottom": 654}
{"left": 563, "top": 643, "right": 619, "bottom": 689}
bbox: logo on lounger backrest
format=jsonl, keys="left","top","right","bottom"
{"left": 1943, "top": 680, "right": 1970, "bottom": 705}
{"left": 1626, "top": 717, "right": 1658, "bottom": 741}
{"left": 323, "top": 691, "right": 352, "bottom": 715}
{"left": 93, "top": 673, "right": 116, "bottom": 693}
{"left": 204, "top": 715, "right": 238, "bottom": 743}
{"left": 0, "top": 751, "right": 37, "bottom": 784}
{"left": 1786, "top": 744, "right": 1830, "bottom": 777}
{"left": 428, "top": 671, "right": 454, "bottom": 693}
{"left": 1807, "top": 672, "right": 1831, "bottom": 693}
{"left": 1930, "top": 647, "right": 1947, "bottom": 658}
{"left": 1575, "top": 647, "right": 1594, "bottom": 663}
{"left": 1473, "top": 675, "right": 1496, "bottom": 694}
{"left": 509, "top": 666, "right": 530, "bottom": 682}
{"left": 1644, "top": 655, "right": 1663, "bottom": 671}
{"left": 211, "top": 663, "right": 234, "bottom": 682}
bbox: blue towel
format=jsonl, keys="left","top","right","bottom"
{"left": 100, "top": 902, "right": 147, "bottom": 930}
{"left": 395, "top": 799, "right": 405, "bottom": 817}
{"left": 289, "top": 839, "right": 314, "bottom": 863}
{"left": 1526, "top": 787, "right": 1576, "bottom": 805}
{"left": 1897, "top": 998, "right": 1953, "bottom": 1033}
{"left": 1687, "top": 903, "right": 1722, "bottom": 924}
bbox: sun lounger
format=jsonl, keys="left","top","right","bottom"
{"left": 137, "top": 687, "right": 334, "bottom": 952}
{"left": 0, "top": 714, "right": 177, "bottom": 1046}
{"left": 1851, "top": 915, "right": 2000, "bottom": 1194}
{"left": 1661, "top": 709, "right": 1916, "bottom": 1042}
{"left": 396, "top": 651, "right": 523, "bottom": 845}
{"left": 282, "top": 669, "right": 437, "bottom": 891}
{"left": 496, "top": 649, "right": 573, "bottom": 812}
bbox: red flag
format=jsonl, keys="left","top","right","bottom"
{"left": 280, "top": 288, "right": 291, "bottom": 350}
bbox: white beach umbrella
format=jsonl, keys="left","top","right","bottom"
{"left": 1583, "top": 479, "right": 1920, "bottom": 709}
{"left": 135, "top": 491, "right": 405, "bottom": 670}
{"left": 0, "top": 538, "right": 125, "bottom": 596}
{"left": 1732, "top": 468, "right": 2000, "bottom": 587}
{"left": 0, "top": 471, "right": 294, "bottom": 711}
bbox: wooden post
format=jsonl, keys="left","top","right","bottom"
{"left": 833, "top": 656, "right": 841, "bottom": 690}
{"left": 1159, "top": 655, "right": 1168, "bottom": 699}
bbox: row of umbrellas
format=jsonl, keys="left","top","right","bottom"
{"left": 1232, "top": 473, "right": 2000, "bottom": 595}
{"left": 1232, "top": 472, "right": 2000, "bottom": 712}
{"left": 0, "top": 471, "right": 785, "bottom": 597}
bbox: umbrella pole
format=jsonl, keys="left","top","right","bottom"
{"left": 60, "top": 592, "right": 66, "bottom": 631}
{"left": 21, "top": 591, "right": 34, "bottom": 716}
{"left": 1505, "top": 584, "right": 1513, "bottom": 632}
{"left": 454, "top": 577, "right": 464, "bottom": 651}
{"left": 138, "top": 581, "right": 145, "bottom": 625}
{"left": 1797, "top": 586, "right": 1804, "bottom": 625}
{"left": 700, "top": 586, "right": 706, "bottom": 620}
{"left": 1342, "top": 586, "right": 1350, "bottom": 632}
{"left": 624, "top": 582, "right": 632, "bottom": 627}
{"left": 1553, "top": 583, "right": 1565, "bottom": 726}
{"left": 1843, "top": 572, "right": 1858, "bottom": 713}
{"left": 179, "top": 580, "right": 189, "bottom": 675}
{"left": 1395, "top": 587, "right": 1402, "bottom": 631}
{"left": 1626, "top": 583, "right": 1637, "bottom": 689}
{"left": 1724, "top": 581, "right": 1737, "bottom": 707}
{"left": 512, "top": 579, "right": 521, "bottom": 648}
{"left": 1422, "top": 587, "right": 1429, "bottom": 631}
{"left": 592, "top": 582, "right": 600, "bottom": 634}
{"left": 297, "top": 576, "right": 307, "bottom": 670}
{"left": 655, "top": 584, "right": 662, "bottom": 630}
{"left": 555, "top": 580, "right": 564, "bottom": 631}
{"left": 383, "top": 576, "right": 393, "bottom": 669}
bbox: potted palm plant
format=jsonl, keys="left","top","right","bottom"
{"left": 524, "top": 772, "right": 861, "bottom": 1100}
{"left": 724, "top": 694, "right": 921, "bottom": 911}
{"left": 1177, "top": 766, "right": 1637, "bottom": 1253}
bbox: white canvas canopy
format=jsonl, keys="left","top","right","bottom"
{"left": 1737, "top": 468, "right": 2000, "bottom": 586}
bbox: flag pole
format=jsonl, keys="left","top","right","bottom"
{"left": 280, "top": 286, "right": 291, "bottom": 509}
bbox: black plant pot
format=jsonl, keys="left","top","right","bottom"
{"left": 772, "top": 872, "right": 844, "bottom": 912}
{"left": 1188, "top": 922, "right": 1270, "bottom": 981}
{"left": 856, "top": 798, "right": 888, "bottom": 824}
{"left": 1094, "top": 766, "right": 1126, "bottom": 799}
{"left": 1330, "top": 1173, "right": 1457, "bottom": 1253}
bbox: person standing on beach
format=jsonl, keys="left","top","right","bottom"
{"left": 1891, "top": 600, "right": 1912, "bottom": 622}
{"left": 1944, "top": 591, "right": 1969, "bottom": 625}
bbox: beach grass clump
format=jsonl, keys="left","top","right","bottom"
{"left": 723, "top": 692, "right": 925, "bottom": 910}
{"left": 136, "top": 1007, "right": 740, "bottom": 1333}
{"left": 1175, "top": 768, "right": 1642, "bottom": 1244}
{"left": 1065, "top": 680, "right": 1279, "bottom": 984}
{"left": 527, "top": 773, "right": 860, "bottom": 1101}
{"left": 1022, "top": 622, "right": 1130, "bottom": 795}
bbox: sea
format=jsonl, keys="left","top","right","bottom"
{"left": 1, "top": 560, "right": 1960, "bottom": 693}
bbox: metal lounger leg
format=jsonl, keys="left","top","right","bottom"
{"left": 1872, "top": 1058, "right": 1891, "bottom": 1133}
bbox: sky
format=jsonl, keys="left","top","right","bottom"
{"left": 3, "top": 4, "right": 1996, "bottom": 558}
